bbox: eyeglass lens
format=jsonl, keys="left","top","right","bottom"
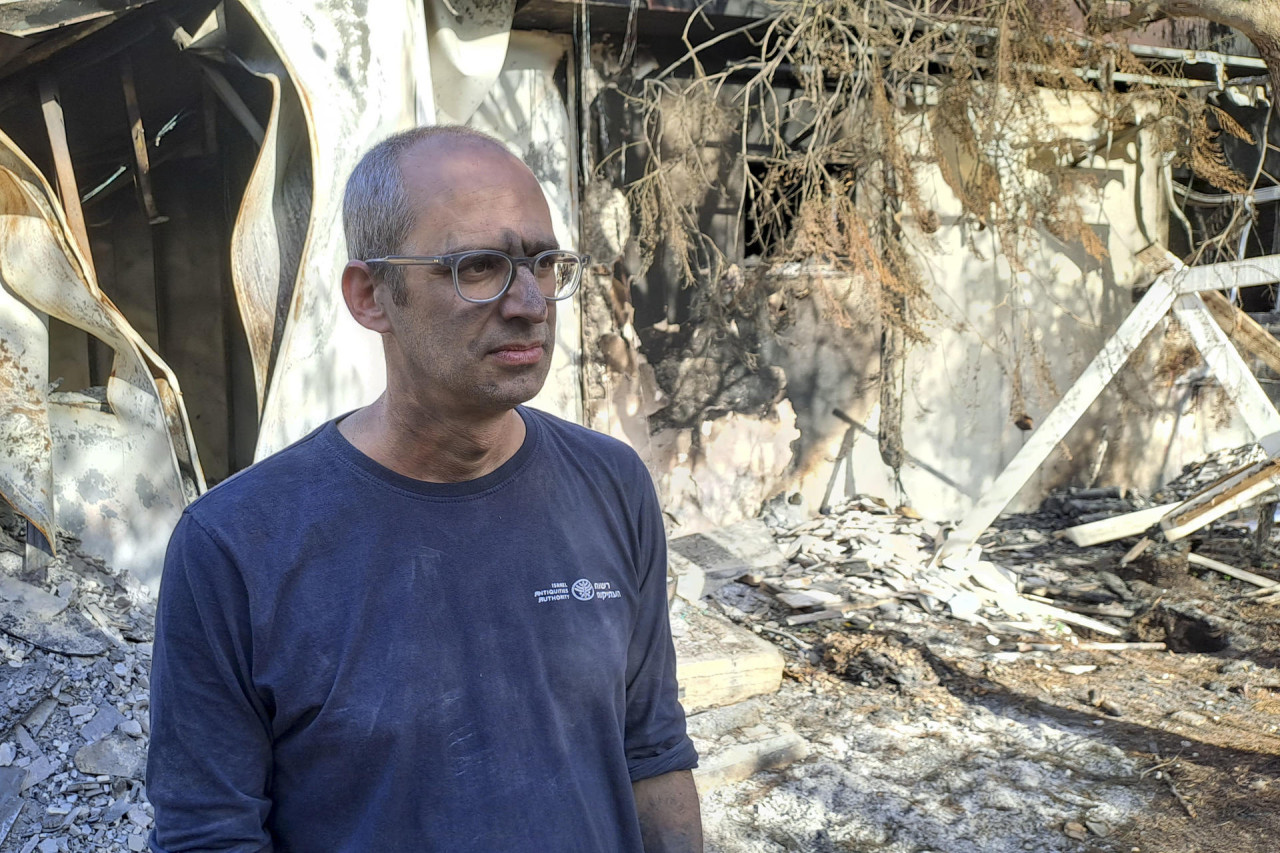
{"left": 454, "top": 251, "right": 582, "bottom": 301}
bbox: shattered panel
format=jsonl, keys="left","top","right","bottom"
{"left": 426, "top": 0, "right": 516, "bottom": 125}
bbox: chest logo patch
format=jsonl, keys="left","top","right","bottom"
{"left": 533, "top": 579, "right": 624, "bottom": 604}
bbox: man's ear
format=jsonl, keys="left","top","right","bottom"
{"left": 342, "top": 261, "right": 392, "bottom": 333}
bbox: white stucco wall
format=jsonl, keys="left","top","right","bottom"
{"left": 794, "top": 90, "right": 1256, "bottom": 521}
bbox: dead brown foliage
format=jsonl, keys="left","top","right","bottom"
{"left": 615, "top": 0, "right": 1252, "bottom": 350}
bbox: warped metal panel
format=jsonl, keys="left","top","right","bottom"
{"left": 49, "top": 392, "right": 187, "bottom": 592}
{"left": 227, "top": 51, "right": 307, "bottom": 414}
{"left": 426, "top": 0, "right": 516, "bottom": 125}
{"left": 0, "top": 129, "right": 196, "bottom": 590}
{"left": 241, "top": 0, "right": 434, "bottom": 456}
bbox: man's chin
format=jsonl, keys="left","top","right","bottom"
{"left": 477, "top": 370, "right": 552, "bottom": 411}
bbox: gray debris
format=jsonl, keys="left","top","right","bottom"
{"left": 0, "top": 531, "right": 156, "bottom": 851}
{"left": 1, "top": 766, "right": 26, "bottom": 844}
{"left": 73, "top": 733, "right": 146, "bottom": 781}
{"left": 78, "top": 706, "right": 126, "bottom": 746}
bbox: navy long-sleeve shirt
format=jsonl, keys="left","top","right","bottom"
{"left": 147, "top": 407, "right": 696, "bottom": 852}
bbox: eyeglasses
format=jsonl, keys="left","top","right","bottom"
{"left": 363, "top": 249, "right": 589, "bottom": 303}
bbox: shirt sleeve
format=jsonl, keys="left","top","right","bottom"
{"left": 147, "top": 513, "right": 275, "bottom": 853}
{"left": 622, "top": 465, "right": 699, "bottom": 782}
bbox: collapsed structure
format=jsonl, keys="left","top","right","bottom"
{"left": 0, "top": 0, "right": 1277, "bottom": 595}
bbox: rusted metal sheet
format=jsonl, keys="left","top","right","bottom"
{"left": 0, "top": 128, "right": 198, "bottom": 589}
{"left": 240, "top": 0, "right": 433, "bottom": 456}
{"left": 0, "top": 0, "right": 158, "bottom": 37}
{"left": 227, "top": 45, "right": 306, "bottom": 414}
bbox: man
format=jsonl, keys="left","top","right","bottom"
{"left": 147, "top": 126, "right": 702, "bottom": 852}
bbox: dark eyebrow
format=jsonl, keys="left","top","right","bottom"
{"left": 442, "top": 229, "right": 560, "bottom": 256}
{"left": 524, "top": 238, "right": 560, "bottom": 255}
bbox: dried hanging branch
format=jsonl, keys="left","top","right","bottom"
{"left": 595, "top": 0, "right": 1266, "bottom": 472}
{"left": 615, "top": 0, "right": 1258, "bottom": 341}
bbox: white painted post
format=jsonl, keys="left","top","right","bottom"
{"left": 1171, "top": 293, "right": 1280, "bottom": 440}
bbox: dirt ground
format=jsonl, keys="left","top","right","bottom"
{"left": 6, "top": 500, "right": 1280, "bottom": 852}
{"left": 696, "top": 522, "right": 1280, "bottom": 853}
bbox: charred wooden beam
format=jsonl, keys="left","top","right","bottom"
{"left": 38, "top": 75, "right": 94, "bottom": 277}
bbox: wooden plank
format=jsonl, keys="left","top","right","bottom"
{"left": 784, "top": 608, "right": 872, "bottom": 627}
{"left": 164, "top": 15, "right": 265, "bottom": 145}
{"left": 1052, "top": 601, "right": 1135, "bottom": 618}
{"left": 119, "top": 54, "right": 164, "bottom": 224}
{"left": 0, "top": 1, "right": 156, "bottom": 37}
{"left": 1201, "top": 290, "right": 1280, "bottom": 377}
{"left": 1172, "top": 294, "right": 1280, "bottom": 440}
{"left": 1023, "top": 600, "right": 1125, "bottom": 637}
{"left": 1120, "top": 536, "right": 1152, "bottom": 565}
{"left": 1187, "top": 553, "right": 1278, "bottom": 588}
{"left": 694, "top": 728, "right": 810, "bottom": 791}
{"left": 938, "top": 275, "right": 1179, "bottom": 559}
{"left": 1058, "top": 503, "right": 1178, "bottom": 547}
{"left": 0, "top": 14, "right": 116, "bottom": 77}
{"left": 1174, "top": 254, "right": 1280, "bottom": 294}
{"left": 1076, "top": 641, "right": 1166, "bottom": 651}
{"left": 1162, "top": 458, "right": 1280, "bottom": 541}
{"left": 198, "top": 63, "right": 265, "bottom": 145}
{"left": 38, "top": 75, "right": 94, "bottom": 277}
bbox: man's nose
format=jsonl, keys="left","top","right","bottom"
{"left": 499, "top": 264, "right": 549, "bottom": 322}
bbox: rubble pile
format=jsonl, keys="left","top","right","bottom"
{"left": 713, "top": 496, "right": 943, "bottom": 630}
{"left": 1156, "top": 443, "right": 1269, "bottom": 502}
{"left": 3, "top": 442, "right": 1280, "bottom": 852}
{"left": 690, "top": 486, "right": 1280, "bottom": 852}
{"left": 706, "top": 496, "right": 1130, "bottom": 646}
{"left": 0, "top": 522, "right": 155, "bottom": 853}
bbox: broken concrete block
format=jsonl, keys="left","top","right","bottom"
{"left": 669, "top": 519, "right": 787, "bottom": 595}
{"left": 21, "top": 698, "right": 57, "bottom": 737}
{"left": 775, "top": 589, "right": 842, "bottom": 610}
{"left": 684, "top": 698, "right": 766, "bottom": 743}
{"left": 667, "top": 551, "right": 706, "bottom": 604}
{"left": 74, "top": 731, "right": 146, "bottom": 780}
{"left": 20, "top": 755, "right": 54, "bottom": 791}
{"left": 673, "top": 609, "right": 784, "bottom": 713}
{"left": 693, "top": 724, "right": 810, "bottom": 791}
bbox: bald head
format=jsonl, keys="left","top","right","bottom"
{"left": 342, "top": 126, "right": 527, "bottom": 305}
